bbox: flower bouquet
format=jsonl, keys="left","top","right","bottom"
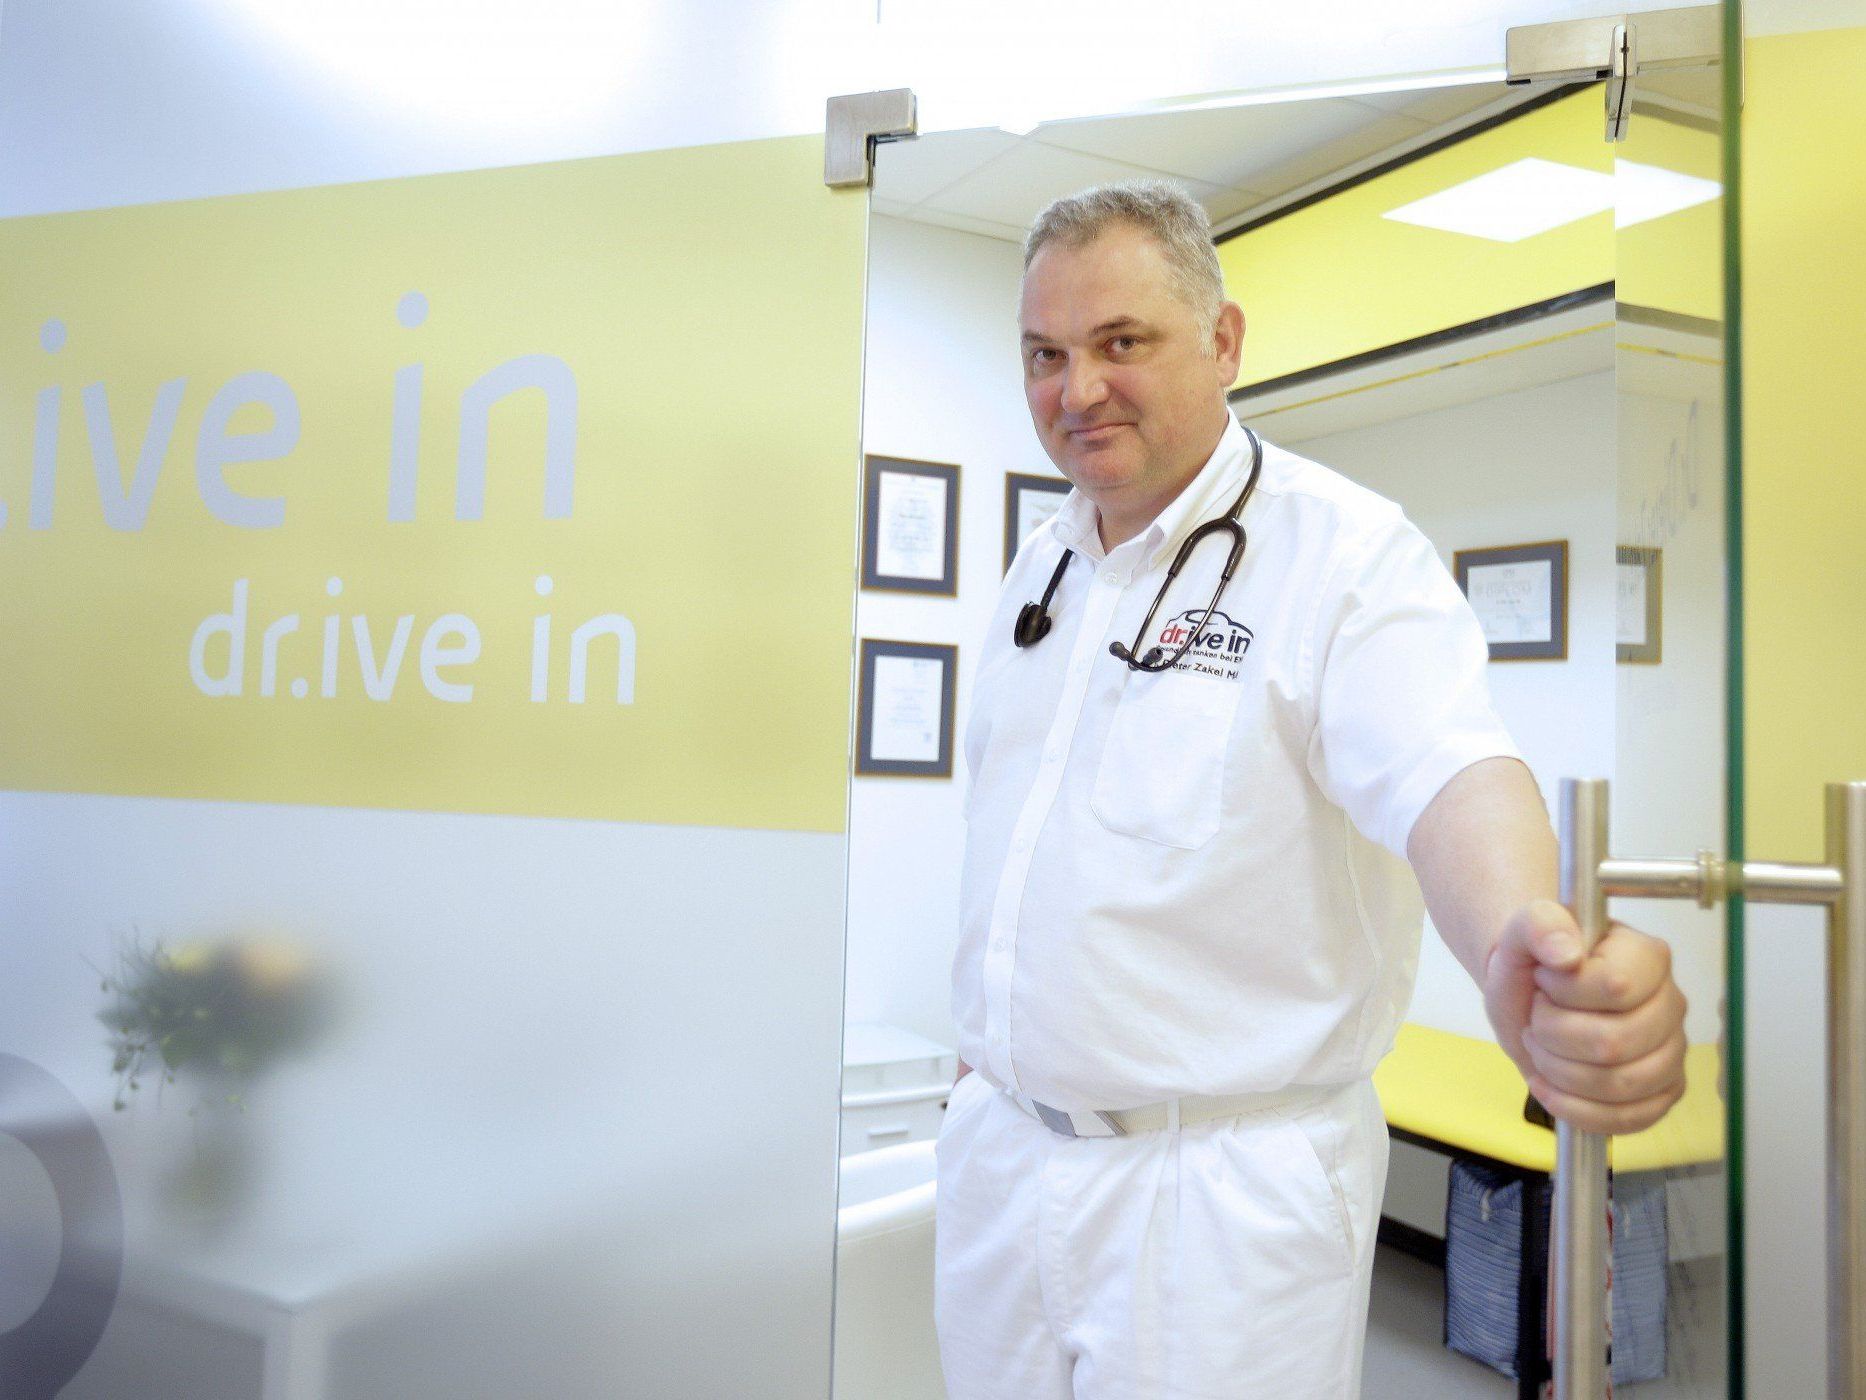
{"left": 95, "top": 932, "right": 336, "bottom": 1220}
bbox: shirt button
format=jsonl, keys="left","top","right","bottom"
{"left": 1014, "top": 836, "right": 1030, "bottom": 853}
{"left": 1103, "top": 572, "right": 1119, "bottom": 584}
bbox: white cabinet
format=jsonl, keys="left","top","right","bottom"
{"left": 840, "top": 1023, "right": 957, "bottom": 1156}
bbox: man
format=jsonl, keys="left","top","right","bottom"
{"left": 934, "top": 181, "right": 1688, "bottom": 1398}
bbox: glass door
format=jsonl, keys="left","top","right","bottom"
{"left": 1224, "top": 74, "right": 1736, "bottom": 1394}
{"left": 1611, "top": 39, "right": 1734, "bottom": 1392}
{"left": 853, "top": 42, "right": 1747, "bottom": 1396}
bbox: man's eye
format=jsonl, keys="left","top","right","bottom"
{"left": 1109, "top": 336, "right": 1139, "bottom": 353}
{"left": 1029, "top": 348, "right": 1059, "bottom": 366}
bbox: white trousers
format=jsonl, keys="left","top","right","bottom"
{"left": 933, "top": 1072, "right": 1387, "bottom": 1399}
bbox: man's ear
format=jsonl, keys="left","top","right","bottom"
{"left": 1213, "top": 301, "right": 1244, "bottom": 385}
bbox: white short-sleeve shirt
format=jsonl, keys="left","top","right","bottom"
{"left": 955, "top": 413, "right": 1521, "bottom": 1112}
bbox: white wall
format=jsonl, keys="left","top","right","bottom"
{"left": 1613, "top": 365, "right": 1730, "bottom": 1054}
{"left": 1273, "top": 369, "right": 1733, "bottom": 1294}
{"left": 1292, "top": 371, "right": 1621, "bottom": 1036}
{"left": 846, "top": 214, "right": 1036, "bottom": 1050}
{"left": 1293, "top": 369, "right": 1728, "bottom": 1046}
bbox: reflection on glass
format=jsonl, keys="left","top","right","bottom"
{"left": 858, "top": 60, "right": 1735, "bottom": 1399}
{"left": 1615, "top": 55, "right": 1730, "bottom": 1393}
{"left": 95, "top": 931, "right": 340, "bottom": 1229}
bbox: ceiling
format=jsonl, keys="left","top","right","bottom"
{"left": 872, "top": 81, "right": 1526, "bottom": 244}
{"left": 872, "top": 75, "right": 1725, "bottom": 441}
{"left": 871, "top": 71, "right": 1724, "bottom": 246}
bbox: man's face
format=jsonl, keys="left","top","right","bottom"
{"left": 1018, "top": 223, "right": 1242, "bottom": 513}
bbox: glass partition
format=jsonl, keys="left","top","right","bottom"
{"left": 1614, "top": 49, "right": 1733, "bottom": 1393}
{"left": 857, "top": 57, "right": 1741, "bottom": 1396}
{"left": 0, "top": 74, "right": 867, "bottom": 1400}
{"left": 1730, "top": 5, "right": 1866, "bottom": 1396}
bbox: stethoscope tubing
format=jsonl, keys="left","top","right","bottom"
{"left": 1013, "top": 425, "right": 1264, "bottom": 671}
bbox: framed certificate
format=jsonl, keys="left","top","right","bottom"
{"left": 855, "top": 639, "right": 957, "bottom": 778}
{"left": 1003, "top": 472, "right": 1072, "bottom": 573}
{"left": 1454, "top": 540, "right": 1569, "bottom": 661}
{"left": 862, "top": 456, "right": 960, "bottom": 595}
{"left": 1616, "top": 545, "right": 1663, "bottom": 664}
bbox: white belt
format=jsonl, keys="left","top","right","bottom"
{"left": 980, "top": 1074, "right": 1337, "bottom": 1139}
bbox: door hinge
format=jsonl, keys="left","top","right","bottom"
{"left": 824, "top": 89, "right": 918, "bottom": 189}
{"left": 1506, "top": 5, "right": 1735, "bottom": 142}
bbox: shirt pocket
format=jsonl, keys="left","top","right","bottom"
{"left": 1090, "top": 673, "right": 1239, "bottom": 849}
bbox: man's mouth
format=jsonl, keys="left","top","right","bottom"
{"left": 1068, "top": 422, "right": 1131, "bottom": 442}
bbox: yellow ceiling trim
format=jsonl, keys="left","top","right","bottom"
{"left": 1240, "top": 319, "right": 1612, "bottom": 419}
{"left": 1615, "top": 341, "right": 1724, "bottom": 367}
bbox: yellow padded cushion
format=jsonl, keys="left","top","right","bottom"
{"left": 1373, "top": 1022, "right": 1725, "bottom": 1174}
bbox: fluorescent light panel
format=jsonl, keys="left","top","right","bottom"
{"left": 1382, "top": 156, "right": 1724, "bottom": 242}
{"left": 1382, "top": 157, "right": 1612, "bottom": 242}
{"left": 1614, "top": 158, "right": 1722, "bottom": 228}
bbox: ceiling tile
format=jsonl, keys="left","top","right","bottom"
{"left": 1348, "top": 81, "right": 1514, "bottom": 127}
{"left": 1238, "top": 111, "right": 1433, "bottom": 200}
{"left": 928, "top": 140, "right": 1227, "bottom": 232}
{"left": 1030, "top": 97, "right": 1398, "bottom": 193}
{"left": 1204, "top": 185, "right": 1274, "bottom": 227}
{"left": 871, "top": 127, "right": 1022, "bottom": 207}
{"left": 905, "top": 206, "right": 1029, "bottom": 245}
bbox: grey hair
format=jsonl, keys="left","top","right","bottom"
{"left": 1023, "top": 180, "right": 1226, "bottom": 339}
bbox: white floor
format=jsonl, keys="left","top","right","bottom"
{"left": 1363, "top": 1245, "right": 1729, "bottom": 1398}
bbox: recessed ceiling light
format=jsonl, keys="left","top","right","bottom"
{"left": 1614, "top": 158, "right": 1722, "bottom": 228}
{"left": 1382, "top": 157, "right": 1613, "bottom": 242}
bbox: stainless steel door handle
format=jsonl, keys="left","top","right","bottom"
{"left": 1553, "top": 778, "right": 1866, "bottom": 1398}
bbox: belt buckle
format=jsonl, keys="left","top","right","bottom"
{"left": 1030, "top": 1099, "right": 1129, "bottom": 1138}
{"left": 1032, "top": 1101, "right": 1078, "bottom": 1137}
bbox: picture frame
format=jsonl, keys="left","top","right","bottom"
{"left": 1453, "top": 540, "right": 1569, "bottom": 662}
{"left": 855, "top": 639, "right": 957, "bottom": 779}
{"left": 861, "top": 456, "right": 960, "bottom": 595}
{"left": 1616, "top": 545, "right": 1663, "bottom": 664}
{"left": 1003, "top": 471, "right": 1072, "bottom": 573}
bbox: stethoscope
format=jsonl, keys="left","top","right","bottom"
{"left": 1013, "top": 424, "right": 1263, "bottom": 673}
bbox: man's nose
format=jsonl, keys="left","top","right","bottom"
{"left": 1058, "top": 357, "right": 1108, "bottom": 415}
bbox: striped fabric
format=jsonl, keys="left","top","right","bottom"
{"left": 1444, "top": 1159, "right": 1668, "bottom": 1385}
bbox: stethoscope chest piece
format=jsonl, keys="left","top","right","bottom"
{"left": 1013, "top": 602, "right": 1053, "bottom": 649}
{"left": 1013, "top": 547, "right": 1074, "bottom": 649}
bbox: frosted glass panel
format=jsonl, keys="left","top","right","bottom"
{"left": 0, "top": 136, "right": 866, "bottom": 1397}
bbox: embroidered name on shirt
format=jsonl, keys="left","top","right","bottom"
{"left": 1155, "top": 608, "right": 1253, "bottom": 682}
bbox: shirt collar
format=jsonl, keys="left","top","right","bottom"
{"left": 1045, "top": 413, "right": 1254, "bottom": 573}
{"left": 1047, "top": 481, "right": 1101, "bottom": 556}
{"left": 1141, "top": 413, "right": 1253, "bottom": 570}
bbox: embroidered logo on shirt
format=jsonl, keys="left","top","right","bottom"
{"left": 1154, "top": 608, "right": 1253, "bottom": 682}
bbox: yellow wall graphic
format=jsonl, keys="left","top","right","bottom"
{"left": 0, "top": 135, "right": 867, "bottom": 831}
{"left": 1742, "top": 25, "right": 1866, "bottom": 858}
